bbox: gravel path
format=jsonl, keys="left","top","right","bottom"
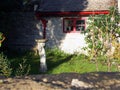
{"left": 0, "top": 72, "right": 120, "bottom": 90}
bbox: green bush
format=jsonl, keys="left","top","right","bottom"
{"left": 0, "top": 52, "right": 12, "bottom": 77}
{"left": 85, "top": 7, "right": 120, "bottom": 71}
{"left": 15, "top": 58, "right": 31, "bottom": 76}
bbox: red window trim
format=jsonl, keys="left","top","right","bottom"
{"left": 63, "top": 17, "right": 86, "bottom": 33}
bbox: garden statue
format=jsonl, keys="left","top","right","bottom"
{"left": 0, "top": 32, "right": 5, "bottom": 47}
{"left": 36, "top": 39, "right": 47, "bottom": 72}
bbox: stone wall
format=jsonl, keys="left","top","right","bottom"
{"left": 5, "top": 14, "right": 88, "bottom": 54}
{"left": 2, "top": 12, "right": 42, "bottom": 51}
{"left": 44, "top": 17, "right": 87, "bottom": 54}
{"left": 1, "top": 12, "right": 87, "bottom": 54}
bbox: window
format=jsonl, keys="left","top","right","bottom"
{"left": 63, "top": 18, "right": 86, "bottom": 33}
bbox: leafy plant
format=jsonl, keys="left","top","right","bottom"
{"left": 0, "top": 52, "right": 12, "bottom": 77}
{"left": 15, "top": 58, "right": 31, "bottom": 76}
{"left": 5, "top": 48, "right": 118, "bottom": 75}
{"left": 85, "top": 7, "right": 120, "bottom": 71}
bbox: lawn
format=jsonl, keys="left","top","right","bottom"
{"left": 4, "top": 48, "right": 118, "bottom": 76}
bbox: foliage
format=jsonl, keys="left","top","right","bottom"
{"left": 15, "top": 58, "right": 31, "bottom": 77}
{"left": 6, "top": 50, "right": 38, "bottom": 75}
{"left": 0, "top": 32, "right": 6, "bottom": 48}
{"left": 5, "top": 48, "right": 119, "bottom": 75}
{"left": 0, "top": 53, "right": 12, "bottom": 77}
{"left": 112, "top": 42, "right": 120, "bottom": 67}
{"left": 85, "top": 7, "right": 120, "bottom": 71}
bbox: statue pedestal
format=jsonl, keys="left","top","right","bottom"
{"left": 36, "top": 39, "right": 47, "bottom": 72}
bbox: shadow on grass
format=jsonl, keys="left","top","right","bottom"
{"left": 4, "top": 49, "right": 75, "bottom": 75}
{"left": 29, "top": 54, "right": 74, "bottom": 74}
{"left": 4, "top": 50, "right": 41, "bottom": 75}
{"left": 46, "top": 53, "right": 74, "bottom": 73}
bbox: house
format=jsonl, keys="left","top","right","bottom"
{"left": 35, "top": 0, "right": 117, "bottom": 54}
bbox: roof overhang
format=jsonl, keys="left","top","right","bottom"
{"left": 35, "top": 10, "right": 109, "bottom": 19}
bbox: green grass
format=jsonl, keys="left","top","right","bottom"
{"left": 4, "top": 48, "right": 118, "bottom": 75}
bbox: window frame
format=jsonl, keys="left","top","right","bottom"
{"left": 63, "top": 17, "right": 86, "bottom": 33}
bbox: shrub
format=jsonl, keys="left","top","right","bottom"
{"left": 85, "top": 7, "right": 120, "bottom": 71}
{"left": 0, "top": 52, "right": 12, "bottom": 77}
{"left": 15, "top": 58, "right": 31, "bottom": 76}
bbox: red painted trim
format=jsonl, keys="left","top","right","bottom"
{"left": 35, "top": 11, "right": 109, "bottom": 17}
{"left": 63, "top": 17, "right": 86, "bottom": 33}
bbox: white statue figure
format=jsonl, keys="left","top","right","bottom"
{"left": 36, "top": 39, "right": 47, "bottom": 72}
